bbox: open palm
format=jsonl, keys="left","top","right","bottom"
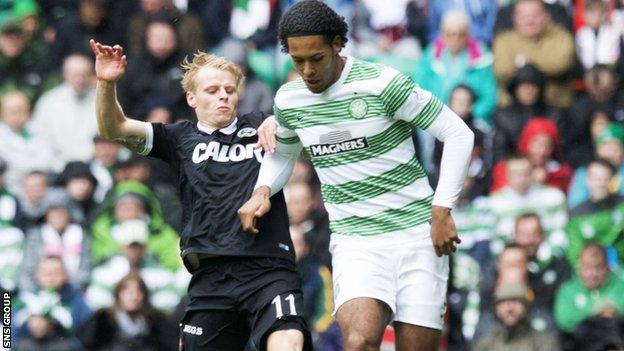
{"left": 90, "top": 39, "right": 127, "bottom": 82}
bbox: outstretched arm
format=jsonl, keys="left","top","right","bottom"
{"left": 90, "top": 39, "right": 150, "bottom": 154}
{"left": 238, "top": 117, "right": 302, "bottom": 233}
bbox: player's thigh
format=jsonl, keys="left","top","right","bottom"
{"left": 180, "top": 309, "right": 250, "bottom": 351}
{"left": 251, "top": 289, "right": 312, "bottom": 351}
{"left": 336, "top": 297, "right": 392, "bottom": 347}
{"left": 394, "top": 322, "right": 440, "bottom": 351}
{"left": 394, "top": 241, "right": 449, "bottom": 330}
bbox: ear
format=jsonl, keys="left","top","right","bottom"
{"left": 331, "top": 35, "right": 342, "bottom": 55}
{"left": 186, "top": 91, "right": 196, "bottom": 108}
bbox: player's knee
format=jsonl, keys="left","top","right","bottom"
{"left": 266, "top": 329, "right": 304, "bottom": 351}
{"left": 343, "top": 331, "right": 381, "bottom": 351}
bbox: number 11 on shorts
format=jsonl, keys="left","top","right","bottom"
{"left": 272, "top": 293, "right": 297, "bottom": 318}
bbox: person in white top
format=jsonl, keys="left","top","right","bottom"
{"left": 238, "top": 1, "right": 474, "bottom": 350}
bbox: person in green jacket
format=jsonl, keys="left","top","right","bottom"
{"left": 554, "top": 243, "right": 624, "bottom": 332}
{"left": 566, "top": 159, "right": 624, "bottom": 270}
{"left": 413, "top": 10, "right": 497, "bottom": 127}
{"left": 91, "top": 180, "right": 181, "bottom": 270}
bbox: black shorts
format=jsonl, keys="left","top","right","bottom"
{"left": 179, "top": 256, "right": 312, "bottom": 351}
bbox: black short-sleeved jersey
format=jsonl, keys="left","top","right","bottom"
{"left": 145, "top": 112, "right": 294, "bottom": 267}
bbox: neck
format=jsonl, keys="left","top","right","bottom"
{"left": 327, "top": 55, "right": 346, "bottom": 89}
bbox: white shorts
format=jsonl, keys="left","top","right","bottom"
{"left": 329, "top": 223, "right": 449, "bottom": 330}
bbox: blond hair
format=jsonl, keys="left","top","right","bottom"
{"left": 180, "top": 51, "right": 245, "bottom": 93}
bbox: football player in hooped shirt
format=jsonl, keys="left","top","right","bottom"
{"left": 90, "top": 40, "right": 311, "bottom": 351}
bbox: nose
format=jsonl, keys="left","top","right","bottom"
{"left": 218, "top": 87, "right": 229, "bottom": 101}
{"left": 302, "top": 62, "right": 315, "bottom": 78}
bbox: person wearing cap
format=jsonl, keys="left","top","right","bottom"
{"left": 90, "top": 181, "right": 180, "bottom": 271}
{"left": 0, "top": 90, "right": 54, "bottom": 194}
{"left": 555, "top": 243, "right": 624, "bottom": 333}
{"left": 85, "top": 219, "right": 188, "bottom": 313}
{"left": 493, "top": 0, "right": 575, "bottom": 108}
{"left": 0, "top": 11, "right": 53, "bottom": 101}
{"left": 473, "top": 281, "right": 559, "bottom": 351}
{"left": 567, "top": 159, "right": 624, "bottom": 269}
{"left": 568, "top": 123, "right": 624, "bottom": 208}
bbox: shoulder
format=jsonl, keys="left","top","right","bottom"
{"left": 570, "top": 200, "right": 596, "bottom": 217}
{"left": 238, "top": 111, "right": 268, "bottom": 127}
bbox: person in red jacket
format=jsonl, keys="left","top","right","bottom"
{"left": 491, "top": 117, "right": 573, "bottom": 193}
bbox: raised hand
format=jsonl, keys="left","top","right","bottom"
{"left": 90, "top": 39, "right": 127, "bottom": 82}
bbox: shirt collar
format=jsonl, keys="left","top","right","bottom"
{"left": 197, "top": 118, "right": 238, "bottom": 135}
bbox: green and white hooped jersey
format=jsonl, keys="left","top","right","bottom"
{"left": 274, "top": 56, "right": 445, "bottom": 237}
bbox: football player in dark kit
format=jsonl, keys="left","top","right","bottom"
{"left": 90, "top": 39, "right": 311, "bottom": 351}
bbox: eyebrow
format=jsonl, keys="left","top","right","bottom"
{"left": 291, "top": 52, "right": 325, "bottom": 60}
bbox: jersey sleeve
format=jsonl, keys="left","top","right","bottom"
{"left": 145, "top": 122, "right": 179, "bottom": 163}
{"left": 254, "top": 106, "right": 304, "bottom": 195}
{"left": 380, "top": 70, "right": 444, "bottom": 130}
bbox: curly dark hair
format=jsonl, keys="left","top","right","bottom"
{"left": 278, "top": 0, "right": 348, "bottom": 53}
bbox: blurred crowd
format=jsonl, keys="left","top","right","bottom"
{"left": 1, "top": 0, "right": 624, "bottom": 350}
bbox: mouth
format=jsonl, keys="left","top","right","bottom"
{"left": 217, "top": 106, "right": 230, "bottom": 112}
{"left": 305, "top": 79, "right": 320, "bottom": 87}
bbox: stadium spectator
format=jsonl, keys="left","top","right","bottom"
{"left": 473, "top": 282, "right": 560, "bottom": 351}
{"left": 414, "top": 11, "right": 497, "bottom": 127}
{"left": 79, "top": 272, "right": 178, "bottom": 350}
{"left": 493, "top": 0, "right": 575, "bottom": 108}
{"left": 13, "top": 257, "right": 91, "bottom": 345}
{"left": 571, "top": 299, "right": 624, "bottom": 351}
{"left": 0, "top": 90, "right": 54, "bottom": 194}
{"left": 494, "top": 0, "right": 573, "bottom": 35}
{"left": 89, "top": 136, "right": 119, "bottom": 203}
{"left": 126, "top": 0, "right": 204, "bottom": 55}
{"left": 566, "top": 66, "right": 624, "bottom": 168}
{"left": 51, "top": 0, "right": 124, "bottom": 67}
{"left": 427, "top": 0, "right": 498, "bottom": 45}
{"left": 488, "top": 156, "right": 568, "bottom": 255}
{"left": 513, "top": 213, "right": 571, "bottom": 314}
{"left": 90, "top": 181, "right": 180, "bottom": 270}
{"left": 118, "top": 15, "right": 188, "bottom": 121}
{"left": 55, "top": 161, "right": 99, "bottom": 225}
{"left": 0, "top": 217, "right": 24, "bottom": 292}
{"left": 30, "top": 54, "right": 97, "bottom": 171}
{"left": 491, "top": 117, "right": 573, "bottom": 193}
{"left": 286, "top": 182, "right": 331, "bottom": 266}
{"left": 17, "top": 170, "right": 65, "bottom": 229}
{"left": 20, "top": 195, "right": 91, "bottom": 293}
{"left": 0, "top": 157, "right": 22, "bottom": 228}
{"left": 186, "top": 0, "right": 231, "bottom": 50}
{"left": 492, "top": 64, "right": 566, "bottom": 162}
{"left": 290, "top": 225, "right": 337, "bottom": 349}
{"left": 568, "top": 123, "right": 624, "bottom": 207}
{"left": 567, "top": 159, "right": 624, "bottom": 269}
{"left": 575, "top": 0, "right": 622, "bottom": 71}
{"left": 85, "top": 219, "right": 187, "bottom": 313}
{"left": 228, "top": 0, "right": 281, "bottom": 51}
{"left": 554, "top": 243, "right": 624, "bottom": 333}
{"left": 0, "top": 14, "right": 54, "bottom": 101}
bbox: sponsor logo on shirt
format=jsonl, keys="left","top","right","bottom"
{"left": 309, "top": 137, "right": 369, "bottom": 157}
{"left": 237, "top": 127, "right": 257, "bottom": 138}
{"left": 192, "top": 142, "right": 263, "bottom": 163}
{"left": 182, "top": 324, "right": 203, "bottom": 336}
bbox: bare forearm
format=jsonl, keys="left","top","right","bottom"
{"left": 96, "top": 80, "right": 126, "bottom": 139}
{"left": 95, "top": 80, "right": 148, "bottom": 153}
